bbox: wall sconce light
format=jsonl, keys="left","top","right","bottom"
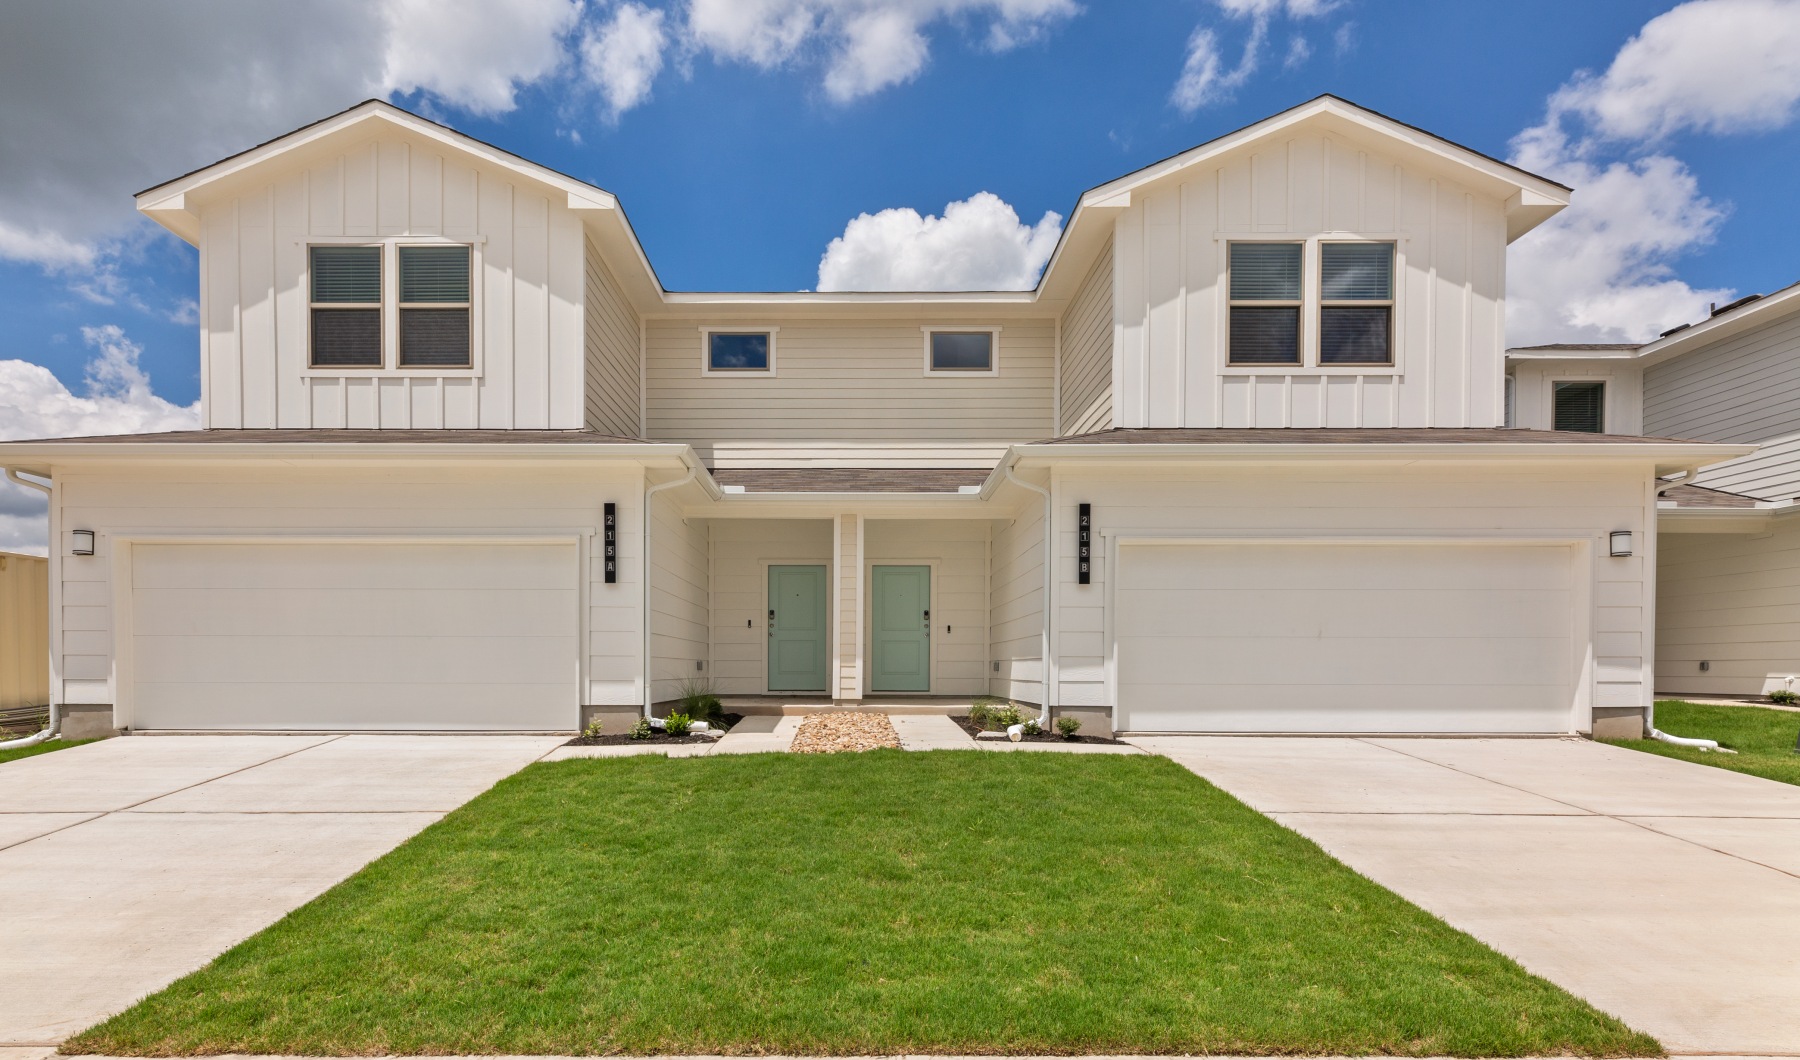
{"left": 1609, "top": 530, "right": 1633, "bottom": 558}
{"left": 68, "top": 529, "right": 95, "bottom": 556}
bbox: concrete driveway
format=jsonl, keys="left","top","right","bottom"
{"left": 1134, "top": 735, "right": 1800, "bottom": 1055}
{"left": 0, "top": 733, "right": 564, "bottom": 1046}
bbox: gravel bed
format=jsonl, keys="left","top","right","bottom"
{"left": 790, "top": 711, "right": 901, "bottom": 753}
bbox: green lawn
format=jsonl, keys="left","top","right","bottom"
{"left": 1607, "top": 699, "right": 1800, "bottom": 786}
{"left": 0, "top": 737, "right": 93, "bottom": 765}
{"left": 68, "top": 752, "right": 1655, "bottom": 1057}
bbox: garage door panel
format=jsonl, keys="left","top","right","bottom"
{"left": 1120, "top": 635, "right": 1573, "bottom": 687}
{"left": 134, "top": 587, "right": 575, "bottom": 638}
{"left": 1120, "top": 589, "right": 1575, "bottom": 640}
{"left": 1123, "top": 686, "right": 1573, "bottom": 734}
{"left": 134, "top": 633, "right": 576, "bottom": 685}
{"left": 133, "top": 543, "right": 570, "bottom": 592}
{"left": 132, "top": 681, "right": 574, "bottom": 731}
{"left": 1115, "top": 544, "right": 1572, "bottom": 593}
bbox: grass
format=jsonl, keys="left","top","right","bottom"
{"left": 68, "top": 751, "right": 1656, "bottom": 1057}
{"left": 1607, "top": 699, "right": 1800, "bottom": 786}
{"left": 0, "top": 737, "right": 93, "bottom": 765}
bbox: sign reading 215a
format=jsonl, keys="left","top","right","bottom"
{"left": 603, "top": 502, "right": 618, "bottom": 584}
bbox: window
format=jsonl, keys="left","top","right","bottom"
{"left": 398, "top": 245, "right": 471, "bottom": 368}
{"left": 309, "top": 246, "right": 382, "bottom": 367}
{"left": 1228, "top": 243, "right": 1302, "bottom": 365}
{"left": 925, "top": 328, "right": 998, "bottom": 374}
{"left": 1553, "top": 381, "right": 1606, "bottom": 433}
{"left": 704, "top": 330, "right": 774, "bottom": 373}
{"left": 1319, "top": 242, "right": 1393, "bottom": 365}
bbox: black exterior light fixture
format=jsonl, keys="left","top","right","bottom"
{"left": 1609, "top": 530, "right": 1633, "bottom": 558}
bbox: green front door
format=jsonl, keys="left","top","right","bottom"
{"left": 768, "top": 565, "right": 828, "bottom": 692}
{"left": 872, "top": 565, "right": 930, "bottom": 693}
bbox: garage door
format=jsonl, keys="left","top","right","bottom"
{"left": 129, "top": 541, "right": 579, "bottom": 731}
{"left": 1115, "top": 542, "right": 1579, "bottom": 733}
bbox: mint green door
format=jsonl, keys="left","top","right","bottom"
{"left": 768, "top": 565, "right": 828, "bottom": 692}
{"left": 872, "top": 565, "right": 931, "bottom": 693}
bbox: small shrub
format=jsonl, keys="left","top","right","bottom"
{"left": 1021, "top": 718, "right": 1044, "bottom": 737}
{"left": 581, "top": 717, "right": 605, "bottom": 739}
{"left": 1056, "top": 715, "right": 1083, "bottom": 739}
{"left": 968, "top": 702, "right": 994, "bottom": 729}
{"left": 993, "top": 703, "right": 1024, "bottom": 728}
{"left": 664, "top": 712, "right": 693, "bottom": 737}
{"left": 628, "top": 717, "right": 654, "bottom": 740}
{"left": 1770, "top": 688, "right": 1799, "bottom": 705}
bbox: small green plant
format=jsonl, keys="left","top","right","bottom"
{"left": 968, "top": 702, "right": 994, "bottom": 729}
{"left": 628, "top": 717, "right": 654, "bottom": 740}
{"left": 1021, "top": 718, "right": 1044, "bottom": 737}
{"left": 581, "top": 716, "right": 605, "bottom": 739}
{"left": 1770, "top": 689, "right": 1799, "bottom": 705}
{"left": 664, "top": 712, "right": 693, "bottom": 737}
{"left": 677, "top": 676, "right": 727, "bottom": 724}
{"left": 993, "top": 703, "right": 1024, "bottom": 728}
{"left": 1056, "top": 715, "right": 1083, "bottom": 739}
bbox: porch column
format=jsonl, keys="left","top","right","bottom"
{"left": 834, "top": 513, "right": 863, "bottom": 703}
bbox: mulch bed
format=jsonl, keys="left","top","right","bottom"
{"left": 564, "top": 713, "right": 744, "bottom": 747}
{"left": 952, "top": 713, "right": 1126, "bottom": 745}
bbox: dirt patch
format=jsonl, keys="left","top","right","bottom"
{"left": 790, "top": 712, "right": 901, "bottom": 753}
{"left": 951, "top": 713, "right": 1125, "bottom": 745}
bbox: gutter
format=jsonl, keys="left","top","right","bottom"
{"left": 0, "top": 469, "right": 58, "bottom": 749}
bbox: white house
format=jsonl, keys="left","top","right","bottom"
{"left": 0, "top": 96, "right": 1748, "bottom": 741}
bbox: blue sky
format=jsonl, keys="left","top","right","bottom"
{"left": 2, "top": 0, "right": 1799, "bottom": 419}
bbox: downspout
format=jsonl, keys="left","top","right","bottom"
{"left": 642, "top": 465, "right": 698, "bottom": 719}
{"left": 0, "top": 469, "right": 58, "bottom": 749}
{"left": 1002, "top": 460, "right": 1053, "bottom": 728}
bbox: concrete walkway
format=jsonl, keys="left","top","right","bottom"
{"left": 0, "top": 734, "right": 564, "bottom": 1046}
{"left": 1133, "top": 735, "right": 1800, "bottom": 1055}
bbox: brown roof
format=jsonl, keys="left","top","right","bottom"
{"left": 710, "top": 468, "right": 991, "bottom": 493}
{"left": 1509, "top": 343, "right": 1644, "bottom": 351}
{"left": 0, "top": 428, "right": 652, "bottom": 445}
{"left": 1661, "top": 483, "right": 1763, "bottom": 509}
{"left": 1035, "top": 427, "right": 1706, "bottom": 445}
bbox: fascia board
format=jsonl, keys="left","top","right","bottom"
{"left": 1008, "top": 441, "right": 1758, "bottom": 478}
{"left": 1633, "top": 282, "right": 1800, "bottom": 367}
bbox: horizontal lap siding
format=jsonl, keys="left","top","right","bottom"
{"left": 865, "top": 520, "right": 992, "bottom": 696}
{"left": 1656, "top": 520, "right": 1800, "bottom": 696}
{"left": 1645, "top": 313, "right": 1800, "bottom": 501}
{"left": 584, "top": 235, "right": 641, "bottom": 437}
{"left": 989, "top": 494, "right": 1045, "bottom": 705}
{"left": 649, "top": 488, "right": 708, "bottom": 705}
{"left": 1059, "top": 242, "right": 1113, "bottom": 436}
{"left": 709, "top": 520, "right": 834, "bottom": 695}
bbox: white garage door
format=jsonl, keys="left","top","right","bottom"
{"left": 129, "top": 541, "right": 579, "bottom": 731}
{"left": 1115, "top": 542, "right": 1579, "bottom": 733}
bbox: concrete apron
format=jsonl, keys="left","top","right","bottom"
{"left": 0, "top": 734, "right": 566, "bottom": 1047}
{"left": 1134, "top": 734, "right": 1800, "bottom": 1057}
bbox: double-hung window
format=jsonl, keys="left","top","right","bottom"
{"left": 1227, "top": 243, "right": 1303, "bottom": 365}
{"left": 1319, "top": 242, "right": 1393, "bottom": 365}
{"left": 398, "top": 245, "right": 472, "bottom": 367}
{"left": 309, "top": 246, "right": 383, "bottom": 368}
{"left": 308, "top": 243, "right": 474, "bottom": 370}
{"left": 1227, "top": 239, "right": 1397, "bottom": 368}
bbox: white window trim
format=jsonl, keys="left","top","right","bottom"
{"left": 921, "top": 326, "right": 1002, "bottom": 376}
{"left": 397, "top": 245, "right": 474, "bottom": 371}
{"left": 700, "top": 326, "right": 779, "bottom": 376}
{"left": 1219, "top": 233, "right": 1406, "bottom": 377}
{"left": 300, "top": 235, "right": 485, "bottom": 379}
{"left": 1317, "top": 239, "right": 1396, "bottom": 369}
{"left": 1223, "top": 241, "right": 1304, "bottom": 370}
{"left": 1550, "top": 377, "right": 1608, "bottom": 434}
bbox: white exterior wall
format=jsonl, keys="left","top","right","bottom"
{"left": 988, "top": 490, "right": 1045, "bottom": 704}
{"left": 51, "top": 464, "right": 645, "bottom": 717}
{"left": 708, "top": 519, "right": 833, "bottom": 695}
{"left": 864, "top": 520, "right": 991, "bottom": 696}
{"left": 1051, "top": 460, "right": 1658, "bottom": 728}
{"left": 1657, "top": 517, "right": 1800, "bottom": 697}
{"left": 195, "top": 132, "right": 587, "bottom": 430}
{"left": 1112, "top": 132, "right": 1508, "bottom": 429}
{"left": 1509, "top": 359, "right": 1644, "bottom": 435}
{"left": 648, "top": 488, "right": 708, "bottom": 704}
{"left": 584, "top": 236, "right": 642, "bottom": 437}
{"left": 1645, "top": 310, "right": 1800, "bottom": 501}
{"left": 1059, "top": 243, "right": 1114, "bottom": 436}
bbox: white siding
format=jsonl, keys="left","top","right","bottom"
{"left": 865, "top": 520, "right": 990, "bottom": 696}
{"left": 1509, "top": 359, "right": 1644, "bottom": 435}
{"left": 1645, "top": 311, "right": 1800, "bottom": 500}
{"left": 197, "top": 132, "right": 587, "bottom": 430}
{"left": 1059, "top": 242, "right": 1113, "bottom": 436}
{"left": 1053, "top": 461, "right": 1658, "bottom": 729}
{"left": 52, "top": 465, "right": 644, "bottom": 714}
{"left": 643, "top": 317, "right": 1055, "bottom": 466}
{"left": 708, "top": 519, "right": 833, "bottom": 695}
{"left": 836, "top": 514, "right": 862, "bottom": 699}
{"left": 988, "top": 490, "right": 1045, "bottom": 704}
{"left": 1657, "top": 518, "right": 1800, "bottom": 697}
{"left": 649, "top": 488, "right": 708, "bottom": 704}
{"left": 1112, "top": 131, "right": 1508, "bottom": 429}
{"left": 584, "top": 235, "right": 642, "bottom": 437}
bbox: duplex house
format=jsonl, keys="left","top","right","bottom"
{"left": 1507, "top": 288, "right": 1800, "bottom": 699}
{"left": 0, "top": 96, "right": 1748, "bottom": 742}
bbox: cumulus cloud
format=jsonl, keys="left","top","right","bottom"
{"left": 0, "top": 325, "right": 199, "bottom": 553}
{"left": 1505, "top": 0, "right": 1800, "bottom": 344}
{"left": 1169, "top": 0, "right": 1338, "bottom": 113}
{"left": 582, "top": 3, "right": 670, "bottom": 120}
{"left": 381, "top": 0, "right": 581, "bottom": 115}
{"left": 816, "top": 192, "right": 1062, "bottom": 291}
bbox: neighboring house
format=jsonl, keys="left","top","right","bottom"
{"left": 0, "top": 550, "right": 50, "bottom": 725}
{"left": 0, "top": 96, "right": 1747, "bottom": 742}
{"left": 1508, "top": 288, "right": 1800, "bottom": 699}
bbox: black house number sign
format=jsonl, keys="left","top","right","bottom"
{"left": 603, "top": 502, "right": 618, "bottom": 584}
{"left": 1077, "top": 503, "right": 1092, "bottom": 585}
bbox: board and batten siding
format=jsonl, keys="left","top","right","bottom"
{"left": 1508, "top": 359, "right": 1644, "bottom": 436}
{"left": 865, "top": 520, "right": 991, "bottom": 696}
{"left": 1052, "top": 461, "right": 1657, "bottom": 725}
{"left": 988, "top": 491, "right": 1045, "bottom": 704}
{"left": 51, "top": 466, "right": 645, "bottom": 715}
{"left": 1059, "top": 242, "right": 1114, "bottom": 436}
{"left": 643, "top": 318, "right": 1055, "bottom": 466}
{"left": 1645, "top": 310, "right": 1800, "bottom": 501}
{"left": 1112, "top": 131, "right": 1508, "bottom": 429}
{"left": 584, "top": 235, "right": 642, "bottom": 437}
{"left": 0, "top": 551, "right": 49, "bottom": 713}
{"left": 197, "top": 133, "right": 586, "bottom": 430}
{"left": 648, "top": 487, "right": 708, "bottom": 705}
{"left": 709, "top": 519, "right": 833, "bottom": 695}
{"left": 1657, "top": 519, "right": 1800, "bottom": 697}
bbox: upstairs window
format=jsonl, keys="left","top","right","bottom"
{"left": 1553, "top": 381, "right": 1606, "bottom": 433}
{"left": 309, "top": 246, "right": 382, "bottom": 368}
{"left": 925, "top": 328, "right": 998, "bottom": 374}
{"left": 703, "top": 329, "right": 775, "bottom": 374}
{"left": 398, "top": 246, "right": 471, "bottom": 368}
{"left": 1319, "top": 242, "right": 1393, "bottom": 365}
{"left": 1227, "top": 242, "right": 1301, "bottom": 365}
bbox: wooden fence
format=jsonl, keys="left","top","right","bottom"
{"left": 0, "top": 551, "right": 50, "bottom": 722}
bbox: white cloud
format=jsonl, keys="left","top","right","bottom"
{"left": 582, "top": 3, "right": 671, "bottom": 120}
{"left": 1282, "top": 35, "right": 1312, "bottom": 72}
{"left": 1169, "top": 0, "right": 1336, "bottom": 113}
{"left": 816, "top": 191, "right": 1061, "bottom": 291}
{"left": 381, "top": 0, "right": 581, "bottom": 116}
{"left": 685, "top": 0, "right": 1079, "bottom": 103}
{"left": 0, "top": 325, "right": 199, "bottom": 553}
